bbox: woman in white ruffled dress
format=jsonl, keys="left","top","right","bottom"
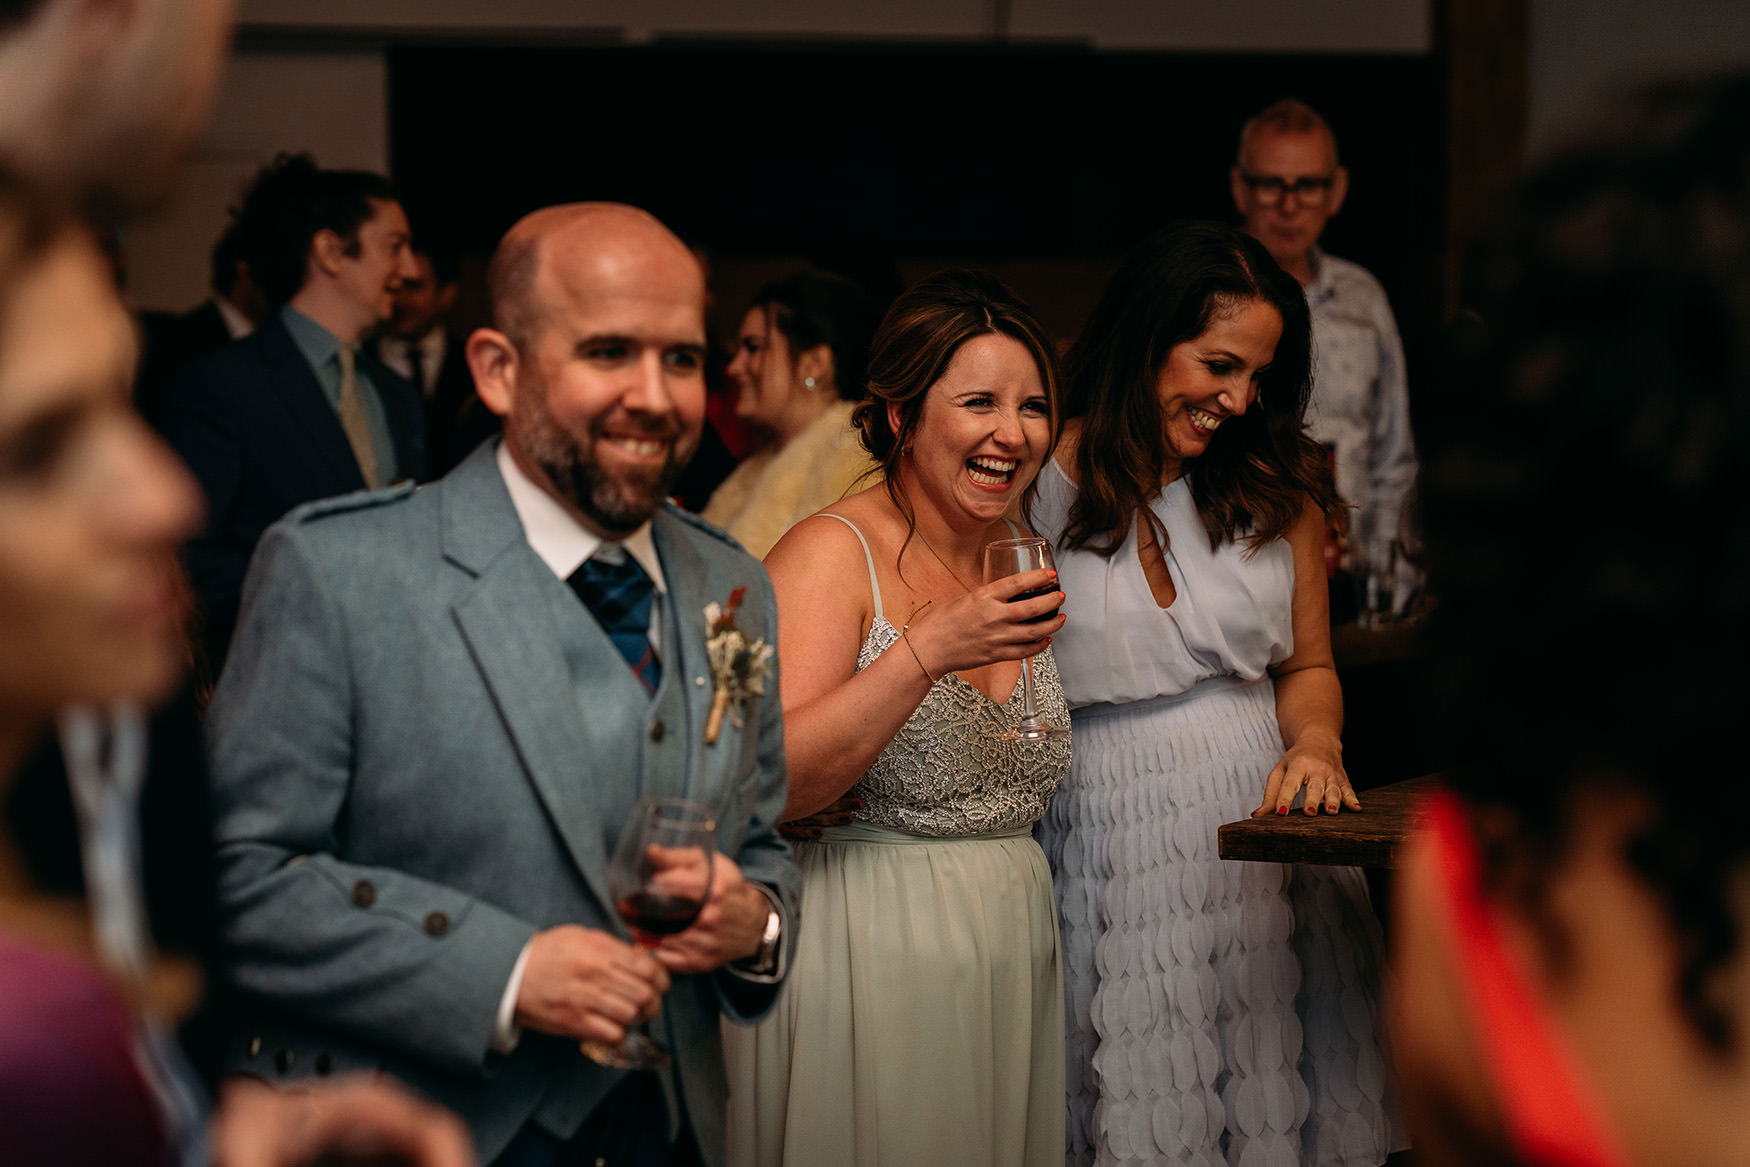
{"left": 1032, "top": 222, "right": 1406, "bottom": 1167}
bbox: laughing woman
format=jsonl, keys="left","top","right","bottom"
{"left": 1033, "top": 222, "right": 1405, "bottom": 1166}
{"left": 724, "top": 270, "right": 1070, "bottom": 1167}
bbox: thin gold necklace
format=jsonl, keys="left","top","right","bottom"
{"left": 915, "top": 528, "right": 977, "bottom": 593}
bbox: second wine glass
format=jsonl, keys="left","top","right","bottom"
{"left": 983, "top": 536, "right": 1071, "bottom": 742}
{"left": 581, "top": 795, "right": 717, "bottom": 1071}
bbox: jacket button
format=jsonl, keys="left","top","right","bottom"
{"left": 275, "top": 1049, "right": 294, "bottom": 1073}
{"left": 650, "top": 720, "right": 666, "bottom": 743}
{"left": 352, "top": 880, "right": 376, "bottom": 907}
{"left": 315, "top": 1053, "right": 334, "bottom": 1075}
{"left": 424, "top": 911, "right": 450, "bottom": 936}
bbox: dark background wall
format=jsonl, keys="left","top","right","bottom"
{"left": 389, "top": 44, "right": 1443, "bottom": 353}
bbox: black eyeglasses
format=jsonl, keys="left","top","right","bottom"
{"left": 1239, "top": 172, "right": 1336, "bottom": 208}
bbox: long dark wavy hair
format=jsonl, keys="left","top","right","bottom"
{"left": 853, "top": 268, "right": 1061, "bottom": 545}
{"left": 1426, "top": 74, "right": 1750, "bottom": 1054}
{"left": 1059, "top": 220, "right": 1339, "bottom": 557}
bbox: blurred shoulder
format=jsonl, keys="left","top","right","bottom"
{"left": 268, "top": 480, "right": 432, "bottom": 560}
{"left": 662, "top": 502, "right": 758, "bottom": 563}
{"left": 1320, "top": 253, "right": 1391, "bottom": 304}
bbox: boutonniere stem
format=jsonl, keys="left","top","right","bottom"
{"left": 704, "top": 586, "right": 774, "bottom": 745}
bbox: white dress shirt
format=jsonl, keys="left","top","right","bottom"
{"left": 214, "top": 295, "right": 254, "bottom": 341}
{"left": 378, "top": 330, "right": 452, "bottom": 399}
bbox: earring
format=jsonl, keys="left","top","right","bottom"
{"left": 803, "top": 376, "right": 817, "bottom": 392}
{"left": 903, "top": 444, "right": 913, "bottom": 456}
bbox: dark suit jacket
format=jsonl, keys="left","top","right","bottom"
{"left": 205, "top": 442, "right": 797, "bottom": 1163}
{"left": 374, "top": 332, "right": 489, "bottom": 477}
{"left": 135, "top": 301, "right": 236, "bottom": 430}
{"left": 161, "top": 314, "right": 426, "bottom": 674}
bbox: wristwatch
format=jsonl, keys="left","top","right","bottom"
{"left": 749, "top": 905, "right": 781, "bottom": 974}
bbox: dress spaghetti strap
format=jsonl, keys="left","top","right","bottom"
{"left": 818, "top": 513, "right": 885, "bottom": 624}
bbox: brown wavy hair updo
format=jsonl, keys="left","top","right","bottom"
{"left": 853, "top": 268, "right": 1061, "bottom": 540}
{"left": 1060, "top": 220, "right": 1340, "bottom": 558}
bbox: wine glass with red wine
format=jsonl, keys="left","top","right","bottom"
{"left": 581, "top": 795, "right": 717, "bottom": 1071}
{"left": 983, "top": 536, "right": 1071, "bottom": 742}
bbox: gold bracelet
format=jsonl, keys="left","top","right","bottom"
{"left": 901, "top": 631, "right": 938, "bottom": 684}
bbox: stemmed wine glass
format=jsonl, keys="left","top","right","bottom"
{"left": 983, "top": 536, "right": 1071, "bottom": 742}
{"left": 580, "top": 795, "right": 717, "bottom": 1071}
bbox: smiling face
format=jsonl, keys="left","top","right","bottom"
{"left": 727, "top": 305, "right": 782, "bottom": 424}
{"left": 1154, "top": 296, "right": 1282, "bottom": 477}
{"left": 335, "top": 198, "right": 417, "bottom": 331}
{"left": 492, "top": 208, "right": 708, "bottom": 537}
{"left": 0, "top": 230, "right": 202, "bottom": 723}
{"left": 898, "top": 332, "right": 1052, "bottom": 529}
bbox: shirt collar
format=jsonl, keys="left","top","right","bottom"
{"left": 495, "top": 441, "right": 666, "bottom": 593}
{"left": 214, "top": 296, "right": 254, "bottom": 340}
{"left": 281, "top": 304, "right": 345, "bottom": 371}
{"left": 418, "top": 329, "right": 448, "bottom": 367}
{"left": 1304, "top": 247, "right": 1336, "bottom": 307}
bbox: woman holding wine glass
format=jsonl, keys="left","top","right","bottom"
{"left": 722, "top": 269, "right": 1070, "bottom": 1167}
{"left": 1032, "top": 222, "right": 1404, "bottom": 1166}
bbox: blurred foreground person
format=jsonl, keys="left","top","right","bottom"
{"left": 1396, "top": 74, "right": 1750, "bottom": 1167}
{"left": 702, "top": 269, "right": 877, "bottom": 557}
{"left": 0, "top": 0, "right": 232, "bottom": 215}
{"left": 0, "top": 176, "right": 471, "bottom": 1166}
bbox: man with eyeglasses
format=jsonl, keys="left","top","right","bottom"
{"left": 1231, "top": 98, "right": 1420, "bottom": 613}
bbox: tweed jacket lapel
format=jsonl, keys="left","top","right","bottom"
{"left": 650, "top": 508, "right": 773, "bottom": 822}
{"left": 440, "top": 446, "right": 622, "bottom": 914}
{"left": 652, "top": 511, "right": 709, "bottom": 804}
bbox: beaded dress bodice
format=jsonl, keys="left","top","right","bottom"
{"left": 849, "top": 617, "right": 1071, "bottom": 837}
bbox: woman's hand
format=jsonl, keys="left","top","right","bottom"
{"left": 1253, "top": 732, "right": 1361, "bottom": 817}
{"left": 780, "top": 794, "right": 863, "bottom": 840}
{"left": 905, "top": 567, "right": 1065, "bottom": 679}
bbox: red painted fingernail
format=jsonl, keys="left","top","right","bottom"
{"left": 1277, "top": 806, "right": 1288, "bottom": 815}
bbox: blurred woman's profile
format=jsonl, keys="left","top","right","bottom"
{"left": 1396, "top": 73, "right": 1750, "bottom": 1167}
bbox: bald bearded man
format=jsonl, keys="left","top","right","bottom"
{"left": 205, "top": 203, "right": 798, "bottom": 1166}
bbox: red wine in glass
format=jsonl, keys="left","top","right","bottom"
{"left": 617, "top": 891, "right": 705, "bottom": 940}
{"left": 1007, "top": 584, "right": 1061, "bottom": 623}
{"left": 983, "top": 536, "right": 1071, "bottom": 741}
{"left": 581, "top": 796, "right": 717, "bottom": 1071}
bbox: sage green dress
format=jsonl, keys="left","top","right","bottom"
{"left": 723, "top": 514, "right": 1071, "bottom": 1167}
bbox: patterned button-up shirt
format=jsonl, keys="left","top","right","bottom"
{"left": 1303, "top": 249, "right": 1420, "bottom": 593}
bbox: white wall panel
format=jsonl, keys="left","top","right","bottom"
{"left": 1008, "top": 0, "right": 1431, "bottom": 53}
{"left": 238, "top": 0, "right": 994, "bottom": 41}
{"left": 128, "top": 50, "right": 388, "bottom": 311}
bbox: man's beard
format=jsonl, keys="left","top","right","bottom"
{"left": 518, "top": 393, "right": 698, "bottom": 534}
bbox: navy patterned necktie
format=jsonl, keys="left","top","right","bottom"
{"left": 568, "top": 550, "right": 661, "bottom": 695}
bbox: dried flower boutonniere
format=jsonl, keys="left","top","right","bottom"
{"left": 704, "top": 586, "right": 774, "bottom": 745}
